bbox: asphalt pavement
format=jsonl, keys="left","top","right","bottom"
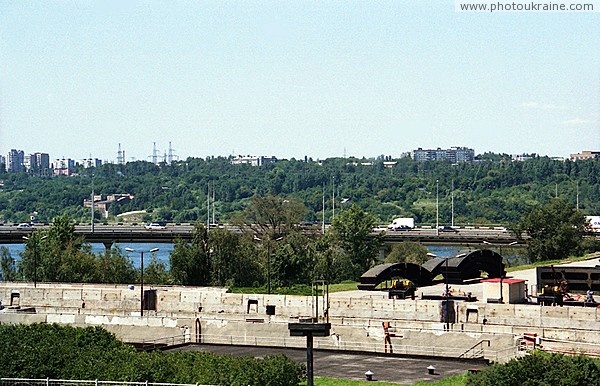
{"left": 171, "top": 344, "right": 486, "bottom": 384}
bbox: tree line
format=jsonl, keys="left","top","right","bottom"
{"left": 2, "top": 194, "right": 598, "bottom": 288}
{"left": 0, "top": 155, "right": 598, "bottom": 227}
{"left": 2, "top": 200, "right": 383, "bottom": 288}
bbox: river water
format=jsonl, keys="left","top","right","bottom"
{"left": 0, "top": 242, "right": 527, "bottom": 269}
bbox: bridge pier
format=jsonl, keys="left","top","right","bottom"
{"left": 103, "top": 241, "right": 114, "bottom": 251}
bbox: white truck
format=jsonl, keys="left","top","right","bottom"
{"left": 586, "top": 216, "right": 600, "bottom": 233}
{"left": 387, "top": 217, "right": 415, "bottom": 231}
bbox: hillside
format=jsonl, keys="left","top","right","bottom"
{"left": 0, "top": 155, "right": 597, "bottom": 225}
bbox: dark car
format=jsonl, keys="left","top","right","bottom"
{"left": 439, "top": 226, "right": 459, "bottom": 233}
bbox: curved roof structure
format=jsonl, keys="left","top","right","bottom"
{"left": 421, "top": 249, "right": 505, "bottom": 284}
{"left": 358, "top": 262, "right": 434, "bottom": 290}
{"left": 358, "top": 249, "right": 506, "bottom": 290}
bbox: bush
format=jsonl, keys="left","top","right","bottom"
{"left": 466, "top": 350, "right": 600, "bottom": 386}
{"left": 0, "top": 324, "right": 304, "bottom": 386}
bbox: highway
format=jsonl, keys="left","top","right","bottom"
{"left": 0, "top": 223, "right": 524, "bottom": 246}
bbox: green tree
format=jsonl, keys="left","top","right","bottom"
{"left": 0, "top": 246, "right": 17, "bottom": 281}
{"left": 169, "top": 223, "right": 211, "bottom": 286}
{"left": 313, "top": 233, "right": 353, "bottom": 283}
{"left": 143, "top": 256, "right": 173, "bottom": 285}
{"left": 384, "top": 241, "right": 430, "bottom": 265}
{"left": 235, "top": 195, "right": 306, "bottom": 238}
{"left": 208, "top": 228, "right": 262, "bottom": 287}
{"left": 20, "top": 215, "right": 105, "bottom": 284}
{"left": 513, "top": 198, "right": 587, "bottom": 262}
{"left": 330, "top": 204, "right": 383, "bottom": 279}
{"left": 466, "top": 350, "right": 600, "bottom": 386}
{"left": 271, "top": 231, "right": 315, "bottom": 287}
{"left": 96, "top": 248, "right": 136, "bottom": 284}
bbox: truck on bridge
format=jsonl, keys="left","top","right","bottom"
{"left": 387, "top": 217, "right": 415, "bottom": 231}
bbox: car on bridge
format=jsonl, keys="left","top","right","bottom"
{"left": 438, "top": 225, "right": 459, "bottom": 233}
{"left": 16, "top": 223, "right": 34, "bottom": 229}
{"left": 145, "top": 223, "right": 166, "bottom": 230}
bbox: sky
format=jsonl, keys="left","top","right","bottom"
{"left": 1, "top": 1, "right": 599, "bottom": 162}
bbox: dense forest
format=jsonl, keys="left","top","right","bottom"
{"left": 0, "top": 154, "right": 598, "bottom": 226}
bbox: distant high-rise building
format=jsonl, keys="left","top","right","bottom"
{"left": 79, "top": 158, "right": 102, "bottom": 168}
{"left": 231, "top": 155, "right": 278, "bottom": 166}
{"left": 53, "top": 158, "right": 75, "bottom": 176}
{"left": 0, "top": 155, "right": 6, "bottom": 172}
{"left": 411, "top": 147, "right": 474, "bottom": 163}
{"left": 570, "top": 150, "right": 600, "bottom": 161}
{"left": 25, "top": 152, "right": 50, "bottom": 175}
{"left": 7, "top": 149, "right": 25, "bottom": 172}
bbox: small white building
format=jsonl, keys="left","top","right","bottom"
{"left": 482, "top": 278, "right": 527, "bottom": 304}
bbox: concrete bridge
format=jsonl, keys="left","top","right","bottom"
{"left": 0, "top": 223, "right": 524, "bottom": 248}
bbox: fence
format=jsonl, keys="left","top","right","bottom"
{"left": 0, "top": 380, "right": 214, "bottom": 386}
{"left": 197, "top": 333, "right": 519, "bottom": 360}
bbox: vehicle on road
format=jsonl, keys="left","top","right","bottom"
{"left": 586, "top": 216, "right": 600, "bottom": 233}
{"left": 387, "top": 217, "right": 415, "bottom": 231}
{"left": 439, "top": 225, "right": 459, "bottom": 233}
{"left": 145, "top": 223, "right": 166, "bottom": 230}
{"left": 16, "top": 223, "right": 34, "bottom": 229}
{"left": 390, "top": 225, "right": 412, "bottom": 231}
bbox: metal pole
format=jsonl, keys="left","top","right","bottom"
{"left": 322, "top": 185, "right": 325, "bottom": 234}
{"left": 436, "top": 180, "right": 439, "bottom": 235}
{"left": 445, "top": 257, "right": 449, "bottom": 330}
{"left": 34, "top": 240, "right": 37, "bottom": 288}
{"left": 140, "top": 251, "right": 144, "bottom": 316}
{"left": 332, "top": 177, "right": 335, "bottom": 220}
{"left": 576, "top": 180, "right": 579, "bottom": 210}
{"left": 307, "top": 334, "right": 314, "bottom": 386}
{"left": 207, "top": 183, "right": 210, "bottom": 230}
{"left": 267, "top": 238, "right": 271, "bottom": 295}
{"left": 91, "top": 174, "right": 95, "bottom": 233}
{"left": 451, "top": 179, "right": 454, "bottom": 227}
{"left": 499, "top": 258, "right": 504, "bottom": 303}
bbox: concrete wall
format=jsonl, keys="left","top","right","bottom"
{"left": 2, "top": 282, "right": 599, "bottom": 360}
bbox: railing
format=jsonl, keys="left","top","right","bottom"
{"left": 130, "top": 335, "right": 188, "bottom": 351}
{"left": 196, "top": 333, "right": 518, "bottom": 360}
{"left": 459, "top": 339, "right": 490, "bottom": 359}
{"left": 0, "top": 379, "right": 214, "bottom": 386}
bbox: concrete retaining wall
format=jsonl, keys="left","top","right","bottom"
{"left": 2, "top": 282, "right": 600, "bottom": 360}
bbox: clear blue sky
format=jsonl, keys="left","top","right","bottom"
{"left": 1, "top": 1, "right": 598, "bottom": 162}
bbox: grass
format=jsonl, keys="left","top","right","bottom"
{"left": 505, "top": 251, "right": 600, "bottom": 273}
{"left": 229, "top": 252, "right": 600, "bottom": 295}
{"left": 302, "top": 373, "right": 467, "bottom": 386}
{"left": 229, "top": 280, "right": 360, "bottom": 295}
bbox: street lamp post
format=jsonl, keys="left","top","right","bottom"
{"left": 436, "top": 180, "right": 439, "bottom": 236}
{"left": 23, "top": 235, "right": 47, "bottom": 288}
{"left": 451, "top": 179, "right": 454, "bottom": 227}
{"left": 126, "top": 247, "right": 159, "bottom": 316}
{"left": 445, "top": 256, "right": 449, "bottom": 330}
{"left": 254, "top": 236, "right": 283, "bottom": 295}
{"left": 91, "top": 173, "right": 95, "bottom": 234}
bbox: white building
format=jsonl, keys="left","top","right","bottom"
{"left": 231, "top": 155, "right": 278, "bottom": 166}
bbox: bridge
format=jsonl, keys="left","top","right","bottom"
{"left": 0, "top": 224, "right": 524, "bottom": 248}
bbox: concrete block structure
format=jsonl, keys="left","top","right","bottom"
{"left": 2, "top": 281, "right": 600, "bottom": 362}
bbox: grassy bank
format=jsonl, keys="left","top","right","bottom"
{"left": 303, "top": 373, "right": 467, "bottom": 386}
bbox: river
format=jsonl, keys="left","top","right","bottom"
{"left": 0, "top": 242, "right": 527, "bottom": 269}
